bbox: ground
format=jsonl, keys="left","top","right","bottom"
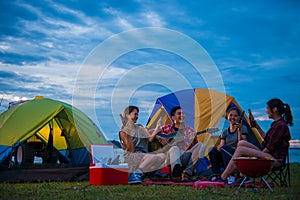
{"left": 0, "top": 163, "right": 299, "bottom": 200}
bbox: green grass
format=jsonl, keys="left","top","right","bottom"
{"left": 1, "top": 164, "right": 300, "bottom": 200}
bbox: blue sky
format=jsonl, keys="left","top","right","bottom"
{"left": 0, "top": 0, "right": 299, "bottom": 141}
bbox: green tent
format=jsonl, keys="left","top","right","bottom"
{"left": 0, "top": 97, "right": 107, "bottom": 168}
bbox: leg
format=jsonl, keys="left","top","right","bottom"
{"left": 221, "top": 146, "right": 272, "bottom": 180}
{"left": 208, "top": 146, "right": 222, "bottom": 174}
{"left": 166, "top": 145, "right": 182, "bottom": 171}
{"left": 180, "top": 151, "right": 192, "bottom": 176}
{"left": 181, "top": 142, "right": 205, "bottom": 176}
{"left": 139, "top": 153, "right": 166, "bottom": 173}
{"left": 221, "top": 145, "right": 235, "bottom": 169}
{"left": 237, "top": 140, "right": 261, "bottom": 150}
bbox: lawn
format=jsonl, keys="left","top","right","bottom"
{"left": 0, "top": 163, "right": 299, "bottom": 200}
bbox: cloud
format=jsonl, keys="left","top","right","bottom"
{"left": 0, "top": 61, "right": 80, "bottom": 104}
{"left": 1, "top": 0, "right": 300, "bottom": 140}
{"left": 142, "top": 11, "right": 166, "bottom": 27}
{"left": 1, "top": 1, "right": 113, "bottom": 65}
{"left": 0, "top": 44, "right": 10, "bottom": 52}
{"left": 256, "top": 115, "right": 272, "bottom": 122}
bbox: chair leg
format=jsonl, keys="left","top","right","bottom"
{"left": 238, "top": 176, "right": 248, "bottom": 189}
{"left": 261, "top": 177, "right": 274, "bottom": 192}
{"left": 287, "top": 163, "right": 291, "bottom": 187}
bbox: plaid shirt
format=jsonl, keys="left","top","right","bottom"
{"left": 158, "top": 124, "right": 197, "bottom": 151}
{"left": 262, "top": 118, "right": 291, "bottom": 163}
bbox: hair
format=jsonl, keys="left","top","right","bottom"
{"left": 267, "top": 98, "right": 293, "bottom": 126}
{"left": 170, "top": 106, "right": 181, "bottom": 117}
{"left": 121, "top": 105, "right": 139, "bottom": 128}
{"left": 123, "top": 105, "right": 139, "bottom": 117}
{"left": 226, "top": 107, "right": 241, "bottom": 117}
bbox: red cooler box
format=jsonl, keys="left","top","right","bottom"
{"left": 89, "top": 144, "right": 128, "bottom": 185}
{"left": 89, "top": 163, "right": 128, "bottom": 185}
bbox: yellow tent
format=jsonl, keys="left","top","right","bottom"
{"left": 146, "top": 88, "right": 263, "bottom": 156}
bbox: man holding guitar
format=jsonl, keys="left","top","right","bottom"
{"left": 153, "top": 106, "right": 206, "bottom": 181}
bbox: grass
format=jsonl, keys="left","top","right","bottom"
{"left": 0, "top": 163, "right": 300, "bottom": 200}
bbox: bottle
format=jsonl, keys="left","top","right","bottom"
{"left": 248, "top": 109, "right": 256, "bottom": 128}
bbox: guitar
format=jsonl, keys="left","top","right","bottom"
{"left": 148, "top": 127, "right": 219, "bottom": 152}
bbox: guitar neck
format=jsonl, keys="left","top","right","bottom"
{"left": 156, "top": 129, "right": 209, "bottom": 139}
{"left": 195, "top": 129, "right": 209, "bottom": 135}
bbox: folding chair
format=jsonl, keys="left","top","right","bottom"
{"left": 265, "top": 151, "right": 291, "bottom": 187}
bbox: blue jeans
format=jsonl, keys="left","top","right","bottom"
{"left": 208, "top": 145, "right": 235, "bottom": 174}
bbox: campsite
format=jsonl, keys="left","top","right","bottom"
{"left": 1, "top": 90, "right": 299, "bottom": 199}
{"left": 1, "top": 1, "right": 300, "bottom": 199}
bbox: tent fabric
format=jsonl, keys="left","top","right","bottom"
{"left": 0, "top": 98, "right": 107, "bottom": 166}
{"left": 0, "top": 166, "right": 89, "bottom": 183}
{"left": 146, "top": 88, "right": 263, "bottom": 161}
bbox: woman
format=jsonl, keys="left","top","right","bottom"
{"left": 220, "top": 98, "right": 292, "bottom": 182}
{"left": 119, "top": 106, "right": 165, "bottom": 184}
{"left": 208, "top": 107, "right": 248, "bottom": 180}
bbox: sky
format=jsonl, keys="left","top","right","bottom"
{"left": 0, "top": 0, "right": 300, "bottom": 141}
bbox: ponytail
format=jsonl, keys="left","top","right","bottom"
{"left": 267, "top": 98, "right": 293, "bottom": 126}
{"left": 284, "top": 103, "right": 293, "bottom": 126}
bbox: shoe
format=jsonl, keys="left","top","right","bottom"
{"left": 212, "top": 177, "right": 227, "bottom": 184}
{"left": 128, "top": 173, "right": 142, "bottom": 184}
{"left": 171, "top": 164, "right": 182, "bottom": 178}
{"left": 208, "top": 174, "right": 221, "bottom": 181}
{"left": 182, "top": 173, "right": 192, "bottom": 182}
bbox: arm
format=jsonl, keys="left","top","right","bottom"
{"left": 237, "top": 128, "right": 242, "bottom": 142}
{"left": 217, "top": 139, "right": 225, "bottom": 152}
{"left": 241, "top": 134, "right": 247, "bottom": 141}
{"left": 119, "top": 131, "right": 134, "bottom": 153}
{"left": 240, "top": 125, "right": 248, "bottom": 141}
{"left": 148, "top": 117, "right": 163, "bottom": 142}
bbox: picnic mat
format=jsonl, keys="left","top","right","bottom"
{"left": 143, "top": 180, "right": 194, "bottom": 186}
{"left": 142, "top": 180, "right": 225, "bottom": 188}
{"left": 142, "top": 179, "right": 274, "bottom": 189}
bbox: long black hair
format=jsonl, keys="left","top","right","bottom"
{"left": 267, "top": 98, "right": 293, "bottom": 126}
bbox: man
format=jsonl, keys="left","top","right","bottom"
{"left": 155, "top": 106, "right": 205, "bottom": 181}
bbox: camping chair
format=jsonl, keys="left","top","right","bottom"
{"left": 265, "top": 151, "right": 291, "bottom": 187}
{"left": 233, "top": 157, "right": 274, "bottom": 192}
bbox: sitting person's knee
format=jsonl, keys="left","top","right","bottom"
{"left": 169, "top": 145, "right": 180, "bottom": 152}
{"left": 237, "top": 140, "right": 247, "bottom": 147}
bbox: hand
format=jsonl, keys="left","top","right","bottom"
{"left": 217, "top": 144, "right": 222, "bottom": 152}
{"left": 157, "top": 136, "right": 168, "bottom": 146}
{"left": 155, "top": 117, "right": 163, "bottom": 130}
{"left": 233, "top": 122, "right": 242, "bottom": 130}
{"left": 187, "top": 133, "right": 195, "bottom": 142}
{"left": 120, "top": 114, "right": 126, "bottom": 126}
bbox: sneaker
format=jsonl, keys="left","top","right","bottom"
{"left": 171, "top": 164, "right": 182, "bottom": 178}
{"left": 181, "top": 173, "right": 192, "bottom": 182}
{"left": 128, "top": 173, "right": 142, "bottom": 184}
{"left": 212, "top": 176, "right": 227, "bottom": 184}
{"left": 208, "top": 174, "right": 221, "bottom": 181}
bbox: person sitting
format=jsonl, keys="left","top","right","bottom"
{"left": 219, "top": 98, "right": 292, "bottom": 182}
{"left": 119, "top": 106, "right": 166, "bottom": 184}
{"left": 154, "top": 106, "right": 206, "bottom": 181}
{"left": 208, "top": 107, "right": 248, "bottom": 180}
